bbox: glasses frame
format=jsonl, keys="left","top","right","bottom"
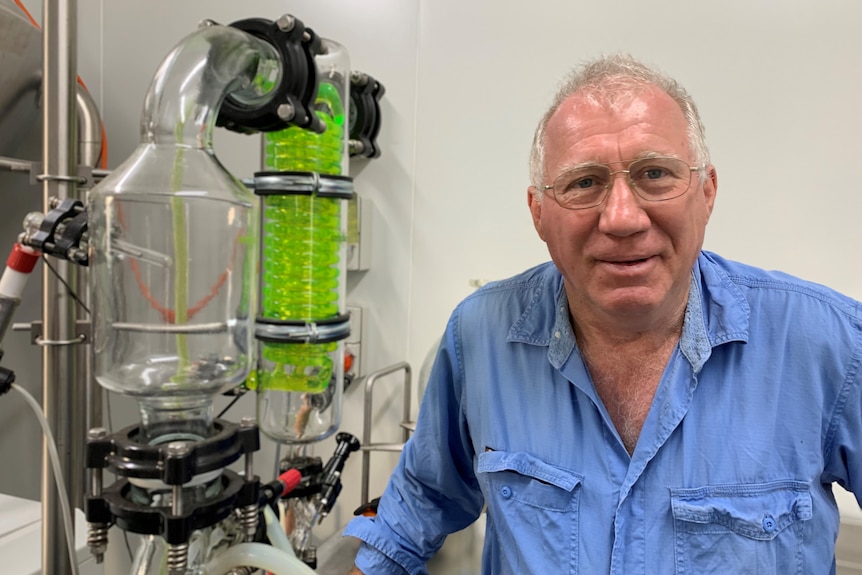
{"left": 541, "top": 156, "right": 704, "bottom": 210}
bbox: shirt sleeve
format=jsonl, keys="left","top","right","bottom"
{"left": 341, "top": 309, "right": 486, "bottom": 574}
{"left": 822, "top": 305, "right": 862, "bottom": 507}
{"left": 346, "top": 537, "right": 409, "bottom": 575}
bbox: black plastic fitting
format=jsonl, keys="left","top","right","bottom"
{"left": 217, "top": 16, "right": 324, "bottom": 135}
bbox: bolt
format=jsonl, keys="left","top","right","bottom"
{"left": 198, "top": 19, "right": 218, "bottom": 29}
{"left": 23, "top": 211, "right": 44, "bottom": 233}
{"left": 87, "top": 427, "right": 108, "bottom": 441}
{"left": 277, "top": 103, "right": 295, "bottom": 122}
{"left": 69, "top": 248, "right": 88, "bottom": 263}
{"left": 351, "top": 71, "right": 369, "bottom": 87}
{"left": 276, "top": 14, "right": 295, "bottom": 32}
{"left": 166, "top": 442, "right": 188, "bottom": 456}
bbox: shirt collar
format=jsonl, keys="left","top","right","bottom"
{"left": 506, "top": 253, "right": 750, "bottom": 372}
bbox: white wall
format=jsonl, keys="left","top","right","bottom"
{"left": 5, "top": 0, "right": 862, "bottom": 564}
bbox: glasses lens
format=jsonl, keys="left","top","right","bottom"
{"left": 551, "top": 165, "right": 611, "bottom": 209}
{"left": 629, "top": 157, "right": 693, "bottom": 201}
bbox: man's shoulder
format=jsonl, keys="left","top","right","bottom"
{"left": 455, "top": 261, "right": 561, "bottom": 318}
{"left": 700, "top": 251, "right": 861, "bottom": 319}
{"left": 466, "top": 261, "right": 559, "bottom": 299}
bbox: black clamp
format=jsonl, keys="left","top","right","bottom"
{"left": 85, "top": 420, "right": 262, "bottom": 544}
{"left": 318, "top": 432, "right": 360, "bottom": 517}
{"left": 278, "top": 432, "right": 360, "bottom": 518}
{"left": 23, "top": 198, "right": 89, "bottom": 266}
{"left": 0, "top": 351, "right": 14, "bottom": 397}
{"left": 349, "top": 71, "right": 385, "bottom": 159}
{"left": 102, "top": 470, "right": 249, "bottom": 544}
{"left": 217, "top": 15, "right": 324, "bottom": 135}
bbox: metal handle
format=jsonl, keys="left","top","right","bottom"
{"left": 359, "top": 361, "right": 412, "bottom": 505}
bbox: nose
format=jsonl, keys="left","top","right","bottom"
{"left": 596, "top": 172, "right": 650, "bottom": 237}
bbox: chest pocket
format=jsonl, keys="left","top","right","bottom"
{"left": 478, "top": 450, "right": 583, "bottom": 574}
{"left": 671, "top": 480, "right": 812, "bottom": 575}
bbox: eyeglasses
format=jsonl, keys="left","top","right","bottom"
{"left": 542, "top": 156, "right": 703, "bottom": 210}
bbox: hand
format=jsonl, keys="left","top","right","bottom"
{"left": 346, "top": 567, "right": 365, "bottom": 575}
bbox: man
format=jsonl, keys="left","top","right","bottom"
{"left": 344, "top": 54, "right": 862, "bottom": 574}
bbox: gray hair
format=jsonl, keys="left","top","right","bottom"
{"left": 528, "top": 54, "right": 710, "bottom": 192}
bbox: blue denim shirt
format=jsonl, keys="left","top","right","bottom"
{"left": 344, "top": 251, "right": 862, "bottom": 574}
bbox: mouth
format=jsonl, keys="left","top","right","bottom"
{"left": 597, "top": 255, "right": 657, "bottom": 272}
{"left": 610, "top": 257, "right": 650, "bottom": 266}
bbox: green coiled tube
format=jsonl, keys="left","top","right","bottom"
{"left": 258, "top": 81, "right": 345, "bottom": 392}
{"left": 262, "top": 194, "right": 341, "bottom": 319}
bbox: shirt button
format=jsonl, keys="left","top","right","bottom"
{"left": 762, "top": 516, "right": 776, "bottom": 532}
{"left": 554, "top": 331, "right": 561, "bottom": 339}
{"left": 500, "top": 486, "right": 512, "bottom": 498}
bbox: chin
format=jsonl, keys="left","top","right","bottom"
{"left": 597, "top": 288, "right": 667, "bottom": 317}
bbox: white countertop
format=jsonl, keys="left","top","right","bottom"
{"left": 0, "top": 494, "right": 101, "bottom": 575}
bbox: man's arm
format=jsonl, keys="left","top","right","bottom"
{"left": 341, "top": 309, "right": 485, "bottom": 572}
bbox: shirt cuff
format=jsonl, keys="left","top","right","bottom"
{"left": 354, "top": 541, "right": 409, "bottom": 575}
{"left": 344, "top": 516, "right": 415, "bottom": 575}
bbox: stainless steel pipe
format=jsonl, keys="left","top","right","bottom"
{"left": 40, "top": 0, "right": 81, "bottom": 573}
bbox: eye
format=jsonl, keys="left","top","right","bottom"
{"left": 643, "top": 167, "right": 667, "bottom": 180}
{"left": 571, "top": 176, "right": 596, "bottom": 189}
{"left": 557, "top": 168, "right": 607, "bottom": 194}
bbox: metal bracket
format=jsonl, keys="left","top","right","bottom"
{"left": 13, "top": 319, "right": 91, "bottom": 345}
{"left": 29, "top": 162, "right": 95, "bottom": 189}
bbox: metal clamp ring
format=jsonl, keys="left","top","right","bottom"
{"left": 35, "top": 333, "right": 87, "bottom": 346}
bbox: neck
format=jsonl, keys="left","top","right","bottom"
{"left": 569, "top": 291, "right": 687, "bottom": 351}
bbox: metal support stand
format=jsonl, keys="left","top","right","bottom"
{"left": 40, "top": 0, "right": 81, "bottom": 573}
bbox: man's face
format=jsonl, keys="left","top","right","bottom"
{"left": 528, "top": 87, "right": 717, "bottom": 329}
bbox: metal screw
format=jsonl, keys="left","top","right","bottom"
{"left": 167, "top": 542, "right": 189, "bottom": 575}
{"left": 198, "top": 19, "right": 218, "bottom": 29}
{"left": 351, "top": 71, "right": 369, "bottom": 87}
{"left": 277, "top": 103, "right": 295, "bottom": 122}
{"left": 241, "top": 503, "right": 258, "bottom": 542}
{"left": 276, "top": 14, "right": 295, "bottom": 32}
{"left": 87, "top": 523, "right": 109, "bottom": 564}
{"left": 166, "top": 442, "right": 188, "bottom": 516}
{"left": 69, "top": 248, "right": 88, "bottom": 263}
{"left": 86, "top": 430, "right": 110, "bottom": 562}
{"left": 87, "top": 427, "right": 108, "bottom": 441}
{"left": 22, "top": 211, "right": 44, "bottom": 233}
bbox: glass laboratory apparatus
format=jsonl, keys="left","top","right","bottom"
{"left": 84, "top": 17, "right": 327, "bottom": 575}
{"left": 254, "top": 38, "right": 353, "bottom": 446}
{"left": 88, "top": 29, "right": 274, "bottom": 441}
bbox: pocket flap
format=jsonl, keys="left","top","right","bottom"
{"left": 671, "top": 480, "right": 813, "bottom": 540}
{"left": 478, "top": 450, "right": 581, "bottom": 492}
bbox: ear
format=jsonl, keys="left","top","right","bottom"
{"left": 701, "top": 165, "right": 718, "bottom": 221}
{"left": 527, "top": 186, "right": 546, "bottom": 241}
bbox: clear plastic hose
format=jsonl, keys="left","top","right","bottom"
{"left": 11, "top": 383, "right": 80, "bottom": 575}
{"left": 204, "top": 542, "right": 316, "bottom": 575}
{"left": 263, "top": 504, "right": 295, "bottom": 556}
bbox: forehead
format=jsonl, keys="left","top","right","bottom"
{"left": 543, "top": 86, "right": 691, "bottom": 172}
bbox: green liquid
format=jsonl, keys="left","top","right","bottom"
{"left": 258, "top": 82, "right": 345, "bottom": 392}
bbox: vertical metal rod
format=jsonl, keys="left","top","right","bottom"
{"left": 76, "top": 81, "right": 102, "bottom": 472}
{"left": 41, "top": 0, "right": 79, "bottom": 573}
